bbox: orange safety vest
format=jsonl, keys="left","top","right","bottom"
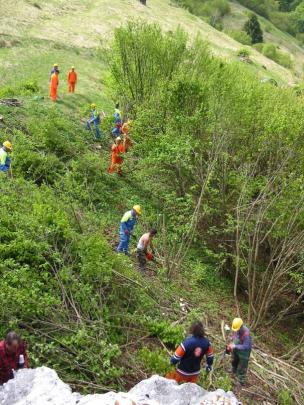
{"left": 68, "top": 71, "right": 77, "bottom": 83}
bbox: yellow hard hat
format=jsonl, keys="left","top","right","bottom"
{"left": 133, "top": 205, "right": 142, "bottom": 215}
{"left": 3, "top": 141, "right": 12, "bottom": 151}
{"left": 71, "top": 66, "right": 75, "bottom": 69}
{"left": 231, "top": 318, "right": 243, "bottom": 332}
{"left": 91, "top": 103, "right": 96, "bottom": 108}
{"left": 116, "top": 137, "right": 122, "bottom": 142}
{"left": 54, "top": 63, "right": 59, "bottom": 67}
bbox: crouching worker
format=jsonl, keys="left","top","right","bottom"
{"left": 137, "top": 228, "right": 157, "bottom": 270}
{"left": 0, "top": 141, "right": 12, "bottom": 172}
{"left": 166, "top": 321, "right": 214, "bottom": 384}
{"left": 0, "top": 331, "right": 29, "bottom": 385}
{"left": 227, "top": 318, "right": 252, "bottom": 386}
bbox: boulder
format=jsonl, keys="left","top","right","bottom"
{"left": 0, "top": 367, "right": 240, "bottom": 405}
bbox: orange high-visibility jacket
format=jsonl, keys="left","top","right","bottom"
{"left": 68, "top": 70, "right": 77, "bottom": 83}
{"left": 50, "top": 73, "right": 59, "bottom": 89}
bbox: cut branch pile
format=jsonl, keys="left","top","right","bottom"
{"left": 250, "top": 349, "right": 304, "bottom": 405}
{"left": 0, "top": 98, "right": 22, "bottom": 107}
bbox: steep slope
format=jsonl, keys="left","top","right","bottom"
{"left": 223, "top": 1, "right": 304, "bottom": 80}
{"left": 0, "top": 0, "right": 300, "bottom": 84}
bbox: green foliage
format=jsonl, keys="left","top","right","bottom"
{"left": 225, "top": 30, "right": 252, "bottom": 45}
{"left": 147, "top": 319, "right": 184, "bottom": 347}
{"left": 257, "top": 42, "right": 293, "bottom": 68}
{"left": 137, "top": 348, "right": 171, "bottom": 375}
{"left": 278, "top": 389, "right": 294, "bottom": 405}
{"left": 108, "top": 22, "right": 304, "bottom": 331}
{"left": 174, "top": 0, "right": 230, "bottom": 28}
{"left": 244, "top": 14, "right": 264, "bottom": 43}
{"left": 237, "top": 48, "right": 251, "bottom": 57}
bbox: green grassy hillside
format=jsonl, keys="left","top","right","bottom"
{"left": 0, "top": 0, "right": 303, "bottom": 85}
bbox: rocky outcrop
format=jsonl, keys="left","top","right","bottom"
{"left": 0, "top": 367, "right": 239, "bottom": 405}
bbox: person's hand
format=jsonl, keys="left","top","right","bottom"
{"left": 228, "top": 343, "right": 235, "bottom": 351}
{"left": 205, "top": 366, "right": 212, "bottom": 373}
{"left": 124, "top": 229, "right": 129, "bottom": 235}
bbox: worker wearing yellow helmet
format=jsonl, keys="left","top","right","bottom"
{"left": 117, "top": 205, "right": 142, "bottom": 255}
{"left": 67, "top": 66, "right": 77, "bottom": 93}
{"left": 0, "top": 141, "right": 12, "bottom": 172}
{"left": 227, "top": 318, "right": 252, "bottom": 386}
{"left": 86, "top": 103, "right": 105, "bottom": 140}
{"left": 49, "top": 64, "right": 59, "bottom": 82}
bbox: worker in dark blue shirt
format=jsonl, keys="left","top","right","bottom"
{"left": 166, "top": 320, "right": 214, "bottom": 384}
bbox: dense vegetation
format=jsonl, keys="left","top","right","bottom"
{"left": 0, "top": 21, "right": 303, "bottom": 404}
{"left": 174, "top": 0, "right": 231, "bottom": 29}
{"left": 233, "top": 0, "right": 304, "bottom": 40}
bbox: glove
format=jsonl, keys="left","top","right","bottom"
{"left": 170, "top": 356, "right": 179, "bottom": 365}
{"left": 205, "top": 366, "right": 212, "bottom": 373}
{"left": 124, "top": 229, "right": 129, "bottom": 235}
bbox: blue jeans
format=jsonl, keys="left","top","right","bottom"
{"left": 86, "top": 121, "right": 101, "bottom": 139}
{"left": 117, "top": 231, "right": 130, "bottom": 254}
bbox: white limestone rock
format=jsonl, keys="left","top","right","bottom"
{"left": 0, "top": 367, "right": 240, "bottom": 405}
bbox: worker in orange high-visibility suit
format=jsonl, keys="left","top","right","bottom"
{"left": 108, "top": 137, "right": 125, "bottom": 175}
{"left": 50, "top": 70, "right": 59, "bottom": 102}
{"left": 67, "top": 66, "right": 77, "bottom": 93}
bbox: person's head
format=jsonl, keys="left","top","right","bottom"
{"left": 3, "top": 141, "right": 12, "bottom": 152}
{"left": 132, "top": 205, "right": 142, "bottom": 216}
{"left": 115, "top": 102, "right": 120, "bottom": 109}
{"left": 116, "top": 136, "right": 122, "bottom": 144}
{"left": 231, "top": 318, "right": 243, "bottom": 332}
{"left": 149, "top": 228, "right": 157, "bottom": 237}
{"left": 71, "top": 66, "right": 75, "bottom": 71}
{"left": 54, "top": 63, "right": 59, "bottom": 69}
{"left": 91, "top": 103, "right": 96, "bottom": 110}
{"left": 5, "top": 332, "right": 21, "bottom": 354}
{"left": 190, "top": 321, "right": 205, "bottom": 338}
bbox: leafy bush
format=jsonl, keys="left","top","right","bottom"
{"left": 237, "top": 48, "right": 251, "bottom": 57}
{"left": 174, "top": 0, "right": 230, "bottom": 27}
{"left": 137, "top": 348, "right": 171, "bottom": 375}
{"left": 258, "top": 43, "right": 293, "bottom": 68}
{"left": 147, "top": 319, "right": 184, "bottom": 347}
{"left": 278, "top": 390, "right": 294, "bottom": 405}
{"left": 225, "top": 30, "right": 251, "bottom": 45}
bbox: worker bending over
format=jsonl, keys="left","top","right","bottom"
{"left": 137, "top": 228, "right": 157, "bottom": 270}
{"left": 108, "top": 137, "right": 125, "bottom": 175}
{"left": 0, "top": 141, "right": 12, "bottom": 172}
{"left": 67, "top": 66, "right": 77, "bottom": 93}
{"left": 117, "top": 205, "right": 142, "bottom": 255}
{"left": 167, "top": 320, "right": 214, "bottom": 384}
{"left": 228, "top": 318, "right": 252, "bottom": 386}
{"left": 0, "top": 332, "right": 29, "bottom": 385}
{"left": 50, "top": 69, "right": 59, "bottom": 102}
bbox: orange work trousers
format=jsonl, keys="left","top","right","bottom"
{"left": 166, "top": 370, "right": 199, "bottom": 384}
{"left": 68, "top": 82, "right": 76, "bottom": 93}
{"left": 50, "top": 87, "right": 58, "bottom": 102}
{"left": 108, "top": 155, "right": 123, "bottom": 174}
